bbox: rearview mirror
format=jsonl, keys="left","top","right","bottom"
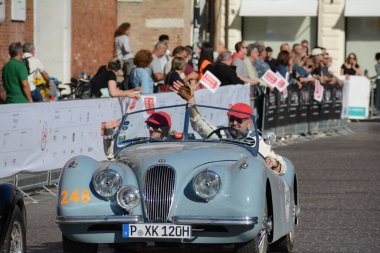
{"left": 263, "top": 131, "right": 276, "bottom": 145}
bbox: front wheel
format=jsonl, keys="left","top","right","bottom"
{"left": 62, "top": 234, "right": 98, "bottom": 253}
{"left": 1, "top": 206, "right": 26, "bottom": 253}
{"left": 235, "top": 204, "right": 269, "bottom": 253}
{"left": 235, "top": 235, "right": 268, "bottom": 253}
{"left": 269, "top": 199, "right": 296, "bottom": 253}
{"left": 269, "top": 222, "right": 295, "bottom": 253}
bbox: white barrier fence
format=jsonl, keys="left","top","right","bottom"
{"left": 0, "top": 85, "right": 250, "bottom": 179}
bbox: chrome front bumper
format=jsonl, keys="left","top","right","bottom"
{"left": 56, "top": 215, "right": 258, "bottom": 226}
{"left": 56, "top": 215, "right": 143, "bottom": 224}
{"left": 172, "top": 216, "right": 258, "bottom": 225}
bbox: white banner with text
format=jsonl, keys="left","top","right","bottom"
{"left": 0, "top": 85, "right": 250, "bottom": 178}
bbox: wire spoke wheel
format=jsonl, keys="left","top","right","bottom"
{"left": 258, "top": 208, "right": 269, "bottom": 253}
{"left": 235, "top": 202, "right": 269, "bottom": 253}
{"left": 269, "top": 201, "right": 296, "bottom": 253}
{"left": 9, "top": 221, "right": 24, "bottom": 253}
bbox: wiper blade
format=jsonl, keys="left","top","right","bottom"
{"left": 203, "top": 138, "right": 248, "bottom": 145}
{"left": 219, "top": 138, "right": 248, "bottom": 145}
{"left": 124, "top": 137, "right": 168, "bottom": 146}
{"left": 121, "top": 137, "right": 150, "bottom": 147}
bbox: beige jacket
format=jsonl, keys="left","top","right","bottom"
{"left": 189, "top": 106, "right": 287, "bottom": 174}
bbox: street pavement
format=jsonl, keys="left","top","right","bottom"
{"left": 24, "top": 122, "right": 380, "bottom": 253}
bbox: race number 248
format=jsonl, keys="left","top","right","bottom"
{"left": 60, "top": 189, "right": 90, "bottom": 205}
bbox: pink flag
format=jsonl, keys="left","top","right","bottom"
{"left": 313, "top": 80, "right": 324, "bottom": 102}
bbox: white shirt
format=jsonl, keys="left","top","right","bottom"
{"left": 160, "top": 49, "right": 171, "bottom": 71}
{"left": 190, "top": 106, "right": 287, "bottom": 174}
{"left": 114, "top": 35, "right": 134, "bottom": 61}
{"left": 23, "top": 52, "right": 46, "bottom": 91}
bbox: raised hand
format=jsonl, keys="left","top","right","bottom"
{"left": 173, "top": 80, "right": 194, "bottom": 103}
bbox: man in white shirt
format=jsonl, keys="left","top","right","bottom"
{"left": 23, "top": 43, "right": 50, "bottom": 102}
{"left": 172, "top": 81, "right": 286, "bottom": 174}
{"left": 158, "top": 34, "right": 171, "bottom": 70}
{"left": 149, "top": 41, "right": 168, "bottom": 92}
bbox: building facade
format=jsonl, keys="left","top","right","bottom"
{"left": 1, "top": 0, "right": 116, "bottom": 83}
{"left": 225, "top": 0, "right": 380, "bottom": 75}
{"left": 0, "top": 0, "right": 34, "bottom": 67}
{"left": 1, "top": 0, "right": 379, "bottom": 82}
{"left": 117, "top": 0, "right": 194, "bottom": 53}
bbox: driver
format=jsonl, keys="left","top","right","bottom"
{"left": 173, "top": 81, "right": 286, "bottom": 174}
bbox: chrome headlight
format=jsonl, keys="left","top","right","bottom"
{"left": 193, "top": 170, "right": 221, "bottom": 201}
{"left": 117, "top": 186, "right": 140, "bottom": 211}
{"left": 93, "top": 169, "right": 122, "bottom": 199}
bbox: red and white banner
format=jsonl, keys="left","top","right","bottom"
{"left": 142, "top": 96, "right": 157, "bottom": 115}
{"left": 199, "top": 70, "right": 221, "bottom": 93}
{"left": 313, "top": 80, "right": 324, "bottom": 102}
{"left": 283, "top": 87, "right": 288, "bottom": 99}
{"left": 261, "top": 69, "right": 278, "bottom": 88}
{"left": 261, "top": 70, "right": 289, "bottom": 92}
{"left": 275, "top": 72, "right": 289, "bottom": 92}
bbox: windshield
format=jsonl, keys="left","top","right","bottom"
{"left": 114, "top": 104, "right": 259, "bottom": 155}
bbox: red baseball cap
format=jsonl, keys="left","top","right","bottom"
{"left": 227, "top": 103, "right": 253, "bottom": 119}
{"left": 146, "top": 111, "right": 172, "bottom": 128}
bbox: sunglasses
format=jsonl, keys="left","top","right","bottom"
{"left": 146, "top": 122, "right": 161, "bottom": 131}
{"left": 228, "top": 116, "right": 245, "bottom": 124}
{"left": 305, "top": 65, "right": 314, "bottom": 69}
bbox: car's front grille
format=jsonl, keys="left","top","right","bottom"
{"left": 144, "top": 165, "right": 175, "bottom": 223}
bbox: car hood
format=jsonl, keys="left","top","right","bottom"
{"left": 116, "top": 141, "right": 253, "bottom": 172}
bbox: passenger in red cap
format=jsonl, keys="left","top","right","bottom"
{"left": 172, "top": 81, "right": 286, "bottom": 174}
{"left": 145, "top": 111, "right": 172, "bottom": 139}
{"left": 102, "top": 111, "right": 180, "bottom": 159}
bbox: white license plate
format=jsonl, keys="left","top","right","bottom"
{"left": 122, "top": 224, "right": 191, "bottom": 239}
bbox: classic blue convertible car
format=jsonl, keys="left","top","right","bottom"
{"left": 56, "top": 104, "right": 299, "bottom": 253}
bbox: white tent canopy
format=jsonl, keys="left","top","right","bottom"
{"left": 239, "top": 0, "right": 318, "bottom": 17}
{"left": 344, "top": 0, "right": 380, "bottom": 17}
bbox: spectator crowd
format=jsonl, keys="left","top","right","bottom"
{"left": 1, "top": 21, "right": 379, "bottom": 108}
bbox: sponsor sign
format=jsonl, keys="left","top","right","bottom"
{"left": 313, "top": 80, "right": 324, "bottom": 102}
{"left": 340, "top": 76, "right": 370, "bottom": 119}
{"left": 261, "top": 70, "right": 279, "bottom": 88}
{"left": 283, "top": 87, "right": 288, "bottom": 99}
{"left": 275, "top": 72, "right": 289, "bottom": 92}
{"left": 261, "top": 70, "right": 289, "bottom": 92}
{"left": 199, "top": 70, "right": 221, "bottom": 93}
{"left": 142, "top": 96, "right": 157, "bottom": 115}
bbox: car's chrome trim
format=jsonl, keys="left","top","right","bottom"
{"left": 56, "top": 215, "right": 258, "bottom": 225}
{"left": 55, "top": 215, "right": 144, "bottom": 224}
{"left": 143, "top": 164, "right": 176, "bottom": 223}
{"left": 172, "top": 216, "right": 258, "bottom": 225}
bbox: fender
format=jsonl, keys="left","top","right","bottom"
{"left": 0, "top": 184, "right": 26, "bottom": 246}
{"left": 57, "top": 155, "right": 142, "bottom": 218}
{"left": 267, "top": 157, "right": 296, "bottom": 242}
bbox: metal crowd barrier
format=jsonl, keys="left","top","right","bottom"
{"left": 1, "top": 83, "right": 349, "bottom": 195}
{"left": 260, "top": 82, "right": 347, "bottom": 136}
{"left": 0, "top": 168, "right": 62, "bottom": 201}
